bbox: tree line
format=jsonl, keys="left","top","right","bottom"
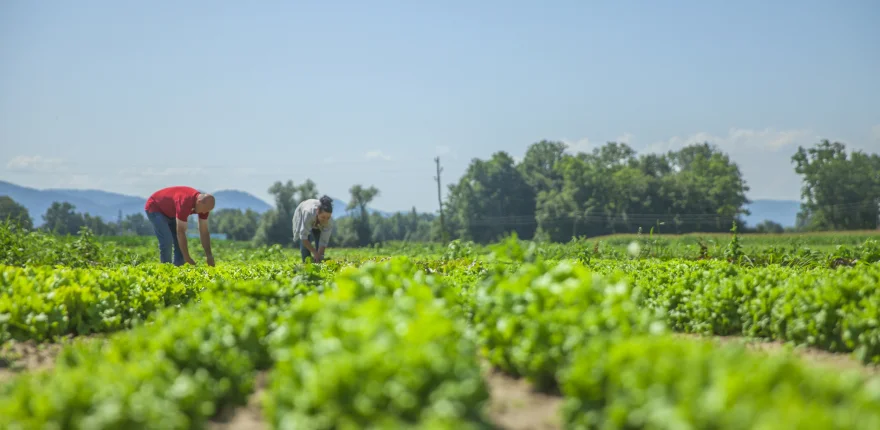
{"left": 2, "top": 139, "right": 878, "bottom": 246}
{"left": 0, "top": 181, "right": 437, "bottom": 248}
{"left": 439, "top": 139, "right": 878, "bottom": 242}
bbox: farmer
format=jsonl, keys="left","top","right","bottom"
{"left": 292, "top": 195, "right": 334, "bottom": 263}
{"left": 144, "top": 186, "right": 216, "bottom": 266}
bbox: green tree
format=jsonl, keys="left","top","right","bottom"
{"left": 122, "top": 213, "right": 154, "bottom": 235}
{"left": 0, "top": 196, "right": 33, "bottom": 230}
{"left": 297, "top": 179, "right": 319, "bottom": 203}
{"left": 457, "top": 141, "right": 752, "bottom": 242}
{"left": 517, "top": 140, "right": 572, "bottom": 241}
{"left": 517, "top": 140, "right": 569, "bottom": 195}
{"left": 755, "top": 220, "right": 785, "bottom": 234}
{"left": 347, "top": 184, "right": 380, "bottom": 246}
{"left": 446, "top": 151, "right": 536, "bottom": 243}
{"left": 42, "top": 202, "right": 84, "bottom": 235}
{"left": 254, "top": 180, "right": 300, "bottom": 246}
{"left": 213, "top": 208, "right": 261, "bottom": 241}
{"left": 792, "top": 140, "right": 880, "bottom": 230}
{"left": 663, "top": 143, "right": 751, "bottom": 232}
{"left": 82, "top": 213, "right": 113, "bottom": 235}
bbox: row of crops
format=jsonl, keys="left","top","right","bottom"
{"left": 4, "top": 253, "right": 879, "bottom": 364}
{"left": 1, "top": 225, "right": 880, "bottom": 428}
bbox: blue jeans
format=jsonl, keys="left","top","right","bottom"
{"left": 300, "top": 228, "right": 321, "bottom": 262}
{"left": 146, "top": 211, "right": 184, "bottom": 266}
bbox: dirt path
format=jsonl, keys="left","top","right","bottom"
{"left": 0, "top": 335, "right": 105, "bottom": 384}
{"left": 208, "top": 371, "right": 268, "bottom": 430}
{"left": 481, "top": 362, "right": 563, "bottom": 430}
{"left": 677, "top": 333, "right": 880, "bottom": 377}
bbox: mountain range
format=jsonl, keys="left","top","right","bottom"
{"left": 1, "top": 180, "right": 802, "bottom": 228}
{"left": 0, "top": 180, "right": 393, "bottom": 226}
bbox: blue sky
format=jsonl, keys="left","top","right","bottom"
{"left": 2, "top": 1, "right": 878, "bottom": 212}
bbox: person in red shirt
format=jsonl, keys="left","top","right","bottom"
{"left": 144, "top": 186, "right": 216, "bottom": 266}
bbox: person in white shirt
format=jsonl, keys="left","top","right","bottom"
{"left": 292, "top": 195, "right": 334, "bottom": 262}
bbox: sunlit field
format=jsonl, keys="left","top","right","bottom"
{"left": 2, "top": 223, "right": 879, "bottom": 429}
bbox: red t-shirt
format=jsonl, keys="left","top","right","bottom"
{"left": 144, "top": 186, "right": 210, "bottom": 221}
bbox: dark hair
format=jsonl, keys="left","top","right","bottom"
{"left": 319, "top": 195, "right": 333, "bottom": 213}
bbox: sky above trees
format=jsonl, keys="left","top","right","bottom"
{"left": 1, "top": 1, "right": 878, "bottom": 212}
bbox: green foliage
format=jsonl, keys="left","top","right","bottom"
{"left": 445, "top": 151, "right": 537, "bottom": 243}
{"left": 443, "top": 239, "right": 476, "bottom": 261}
{"left": 473, "top": 257, "right": 665, "bottom": 390}
{"left": 3, "top": 226, "right": 880, "bottom": 429}
{"left": 446, "top": 141, "right": 756, "bottom": 244}
{"left": 41, "top": 202, "right": 84, "bottom": 236}
{"left": 120, "top": 212, "right": 153, "bottom": 235}
{"left": 611, "top": 259, "right": 880, "bottom": 363}
{"left": 723, "top": 220, "right": 744, "bottom": 262}
{"left": 0, "top": 223, "right": 141, "bottom": 268}
{"left": 793, "top": 140, "right": 880, "bottom": 231}
{"left": 253, "top": 180, "right": 300, "bottom": 247}
{"left": 264, "top": 263, "right": 490, "bottom": 429}
{"left": 755, "top": 219, "right": 785, "bottom": 233}
{"left": 0, "top": 261, "right": 307, "bottom": 343}
{"left": 348, "top": 184, "right": 380, "bottom": 247}
{"left": 0, "top": 284, "right": 281, "bottom": 429}
{"left": 212, "top": 208, "right": 260, "bottom": 241}
{"left": 559, "top": 335, "right": 880, "bottom": 429}
{"left": 0, "top": 197, "right": 33, "bottom": 230}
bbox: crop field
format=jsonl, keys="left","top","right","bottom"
{"left": 2, "top": 224, "right": 880, "bottom": 429}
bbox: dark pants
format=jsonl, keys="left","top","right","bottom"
{"left": 300, "top": 228, "right": 321, "bottom": 262}
{"left": 146, "top": 211, "right": 184, "bottom": 266}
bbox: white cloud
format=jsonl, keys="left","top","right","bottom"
{"left": 872, "top": 125, "right": 880, "bottom": 143}
{"left": 6, "top": 155, "right": 65, "bottom": 172}
{"left": 364, "top": 150, "right": 392, "bottom": 161}
{"left": 561, "top": 137, "right": 594, "bottom": 154}
{"left": 615, "top": 132, "right": 634, "bottom": 144}
{"left": 561, "top": 132, "right": 634, "bottom": 155}
{"left": 435, "top": 145, "right": 451, "bottom": 156}
{"left": 644, "top": 128, "right": 813, "bottom": 154}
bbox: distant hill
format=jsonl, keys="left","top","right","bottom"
{"left": 0, "top": 180, "right": 396, "bottom": 226}
{"left": 743, "top": 199, "right": 802, "bottom": 228}
{"left": 211, "top": 190, "right": 273, "bottom": 213}
{"left": 0, "top": 181, "right": 132, "bottom": 225}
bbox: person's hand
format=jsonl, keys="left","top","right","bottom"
{"left": 206, "top": 255, "right": 215, "bottom": 267}
{"left": 185, "top": 256, "right": 197, "bottom": 265}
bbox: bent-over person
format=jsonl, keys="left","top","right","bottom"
{"left": 292, "top": 195, "right": 334, "bottom": 263}
{"left": 144, "top": 186, "right": 216, "bottom": 266}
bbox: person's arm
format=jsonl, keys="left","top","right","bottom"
{"left": 299, "top": 211, "right": 318, "bottom": 255}
{"left": 199, "top": 217, "right": 214, "bottom": 266}
{"left": 316, "top": 222, "right": 333, "bottom": 259}
{"left": 176, "top": 218, "right": 196, "bottom": 265}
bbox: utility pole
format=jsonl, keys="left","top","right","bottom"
{"left": 117, "top": 209, "right": 123, "bottom": 236}
{"left": 434, "top": 156, "right": 448, "bottom": 243}
{"left": 876, "top": 197, "right": 880, "bottom": 231}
